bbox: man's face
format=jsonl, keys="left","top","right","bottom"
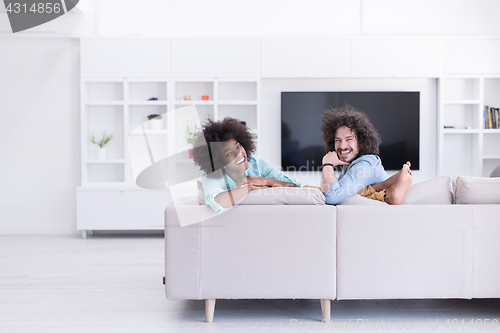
{"left": 334, "top": 126, "right": 359, "bottom": 163}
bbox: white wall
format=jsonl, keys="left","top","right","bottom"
{"left": 261, "top": 79, "right": 437, "bottom": 185}
{"left": 0, "top": 38, "right": 80, "bottom": 234}
{"left": 97, "top": 0, "right": 361, "bottom": 38}
{"left": 2, "top": 0, "right": 500, "bottom": 38}
{"left": 0, "top": 0, "right": 497, "bottom": 235}
{"left": 362, "top": 0, "right": 500, "bottom": 36}
{"left": 96, "top": 0, "right": 500, "bottom": 38}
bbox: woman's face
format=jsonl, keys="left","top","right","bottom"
{"left": 219, "top": 138, "right": 248, "bottom": 172}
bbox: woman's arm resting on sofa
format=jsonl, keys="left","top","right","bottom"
{"left": 245, "top": 175, "right": 298, "bottom": 188}
{"left": 214, "top": 186, "right": 254, "bottom": 209}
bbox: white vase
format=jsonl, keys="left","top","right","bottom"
{"left": 150, "top": 119, "right": 162, "bottom": 131}
{"left": 96, "top": 148, "right": 107, "bottom": 160}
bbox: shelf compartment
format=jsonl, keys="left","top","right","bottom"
{"left": 195, "top": 105, "right": 214, "bottom": 124}
{"left": 483, "top": 159, "right": 500, "bottom": 177}
{"left": 128, "top": 82, "right": 167, "bottom": 101}
{"left": 218, "top": 105, "right": 257, "bottom": 130}
{"left": 87, "top": 163, "right": 125, "bottom": 183}
{"left": 129, "top": 105, "right": 167, "bottom": 131}
{"left": 170, "top": 105, "right": 213, "bottom": 148}
{"left": 175, "top": 81, "right": 214, "bottom": 101}
{"left": 443, "top": 104, "right": 481, "bottom": 130}
{"left": 85, "top": 82, "right": 123, "bottom": 102}
{"left": 442, "top": 78, "right": 480, "bottom": 100}
{"left": 87, "top": 105, "right": 124, "bottom": 160}
{"left": 484, "top": 78, "right": 500, "bottom": 108}
{"left": 174, "top": 105, "right": 213, "bottom": 152}
{"left": 128, "top": 131, "right": 169, "bottom": 180}
{"left": 218, "top": 81, "right": 257, "bottom": 101}
{"left": 483, "top": 133, "right": 500, "bottom": 156}
{"left": 442, "top": 134, "right": 475, "bottom": 179}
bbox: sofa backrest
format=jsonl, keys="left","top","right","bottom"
{"left": 336, "top": 204, "right": 472, "bottom": 300}
{"left": 165, "top": 203, "right": 337, "bottom": 300}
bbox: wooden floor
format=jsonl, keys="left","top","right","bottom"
{"left": 1, "top": 234, "right": 500, "bottom": 332}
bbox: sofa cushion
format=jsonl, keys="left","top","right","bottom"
{"left": 337, "top": 175, "right": 453, "bottom": 205}
{"left": 197, "top": 181, "right": 325, "bottom": 205}
{"left": 455, "top": 176, "right": 500, "bottom": 204}
{"left": 403, "top": 175, "right": 453, "bottom": 204}
{"left": 239, "top": 187, "right": 325, "bottom": 205}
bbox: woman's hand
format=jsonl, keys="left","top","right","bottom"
{"left": 243, "top": 176, "right": 298, "bottom": 188}
{"left": 245, "top": 176, "right": 270, "bottom": 187}
{"left": 236, "top": 176, "right": 269, "bottom": 190}
{"left": 322, "top": 151, "right": 350, "bottom": 166}
{"left": 215, "top": 177, "right": 264, "bottom": 208}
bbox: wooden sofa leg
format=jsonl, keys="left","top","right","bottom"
{"left": 205, "top": 299, "right": 216, "bottom": 323}
{"left": 320, "top": 299, "right": 331, "bottom": 323}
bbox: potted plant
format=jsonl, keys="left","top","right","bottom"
{"left": 148, "top": 114, "right": 163, "bottom": 131}
{"left": 90, "top": 132, "right": 113, "bottom": 160}
{"left": 185, "top": 122, "right": 198, "bottom": 159}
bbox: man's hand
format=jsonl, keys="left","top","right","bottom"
{"left": 322, "top": 151, "right": 350, "bottom": 166}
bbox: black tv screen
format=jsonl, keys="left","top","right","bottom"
{"left": 281, "top": 92, "right": 420, "bottom": 171}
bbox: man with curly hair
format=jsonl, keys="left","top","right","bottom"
{"left": 193, "top": 117, "right": 300, "bottom": 214}
{"left": 320, "top": 105, "right": 413, "bottom": 205}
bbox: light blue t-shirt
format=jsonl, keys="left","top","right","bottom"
{"left": 202, "top": 156, "right": 301, "bottom": 214}
{"left": 322, "top": 154, "right": 388, "bottom": 205}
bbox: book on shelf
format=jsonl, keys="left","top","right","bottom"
{"left": 484, "top": 106, "right": 500, "bottom": 129}
{"left": 496, "top": 108, "right": 500, "bottom": 129}
{"left": 484, "top": 106, "right": 487, "bottom": 129}
{"left": 489, "top": 106, "right": 493, "bottom": 129}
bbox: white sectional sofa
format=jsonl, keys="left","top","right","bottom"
{"left": 164, "top": 176, "right": 500, "bottom": 322}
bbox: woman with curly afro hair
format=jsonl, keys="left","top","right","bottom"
{"left": 320, "top": 104, "right": 413, "bottom": 205}
{"left": 192, "top": 117, "right": 300, "bottom": 214}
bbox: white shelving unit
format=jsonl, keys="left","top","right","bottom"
{"left": 438, "top": 76, "right": 500, "bottom": 178}
{"left": 78, "top": 78, "right": 260, "bottom": 236}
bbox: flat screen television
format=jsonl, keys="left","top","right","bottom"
{"left": 281, "top": 92, "right": 420, "bottom": 171}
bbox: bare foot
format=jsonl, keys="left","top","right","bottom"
{"left": 372, "top": 161, "right": 412, "bottom": 192}
{"left": 405, "top": 161, "right": 412, "bottom": 176}
{"left": 385, "top": 164, "right": 413, "bottom": 205}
